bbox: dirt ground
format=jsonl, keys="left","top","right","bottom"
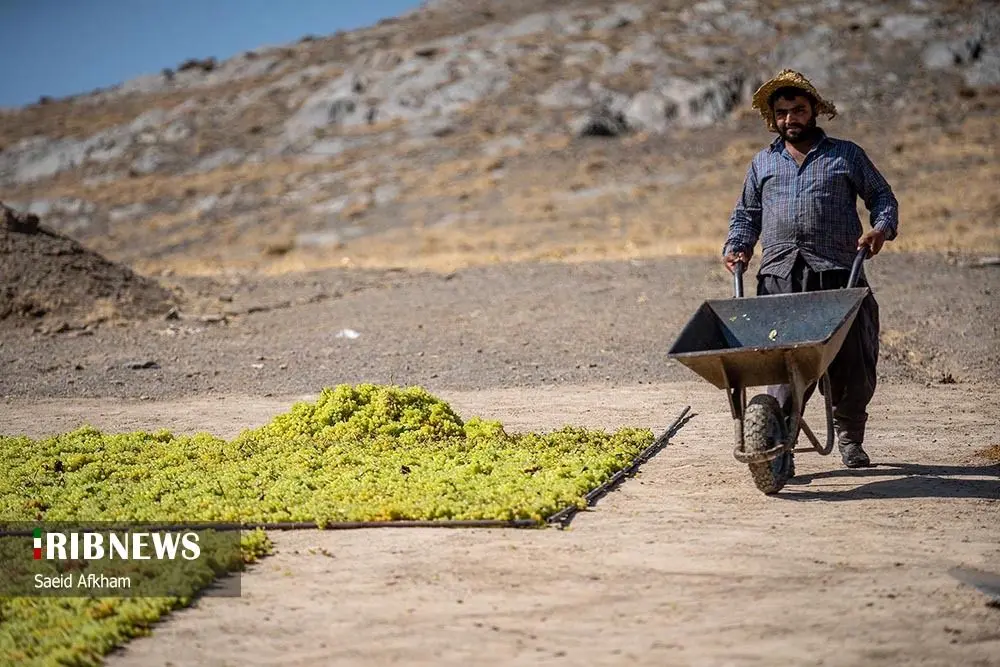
{"left": 4, "top": 383, "right": 999, "bottom": 667}
{"left": 2, "top": 252, "right": 998, "bottom": 666}
{"left": 2, "top": 253, "right": 998, "bottom": 399}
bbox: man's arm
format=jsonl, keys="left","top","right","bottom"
{"left": 723, "top": 161, "right": 763, "bottom": 272}
{"left": 852, "top": 145, "right": 899, "bottom": 255}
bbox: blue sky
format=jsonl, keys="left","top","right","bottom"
{"left": 0, "top": 0, "right": 423, "bottom": 108}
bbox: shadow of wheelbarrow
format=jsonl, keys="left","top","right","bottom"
{"left": 781, "top": 461, "right": 1000, "bottom": 501}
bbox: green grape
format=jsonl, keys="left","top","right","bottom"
{"left": 0, "top": 384, "right": 653, "bottom": 664}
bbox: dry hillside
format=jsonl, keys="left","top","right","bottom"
{"left": 0, "top": 0, "right": 997, "bottom": 282}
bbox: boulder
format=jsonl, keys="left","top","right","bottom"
{"left": 571, "top": 91, "right": 631, "bottom": 137}
{"left": 625, "top": 92, "right": 673, "bottom": 133}
{"left": 626, "top": 72, "right": 753, "bottom": 132}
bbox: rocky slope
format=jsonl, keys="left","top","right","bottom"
{"left": 0, "top": 0, "right": 997, "bottom": 280}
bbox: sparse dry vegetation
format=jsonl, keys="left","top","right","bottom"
{"left": 0, "top": 1, "right": 995, "bottom": 283}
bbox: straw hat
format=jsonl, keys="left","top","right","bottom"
{"left": 751, "top": 69, "right": 837, "bottom": 132}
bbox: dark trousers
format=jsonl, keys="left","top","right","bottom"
{"left": 757, "top": 256, "right": 880, "bottom": 446}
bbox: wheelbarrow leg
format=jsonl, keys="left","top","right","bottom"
{"left": 795, "top": 372, "right": 836, "bottom": 456}
{"left": 727, "top": 383, "right": 746, "bottom": 446}
{"left": 767, "top": 356, "right": 837, "bottom": 457}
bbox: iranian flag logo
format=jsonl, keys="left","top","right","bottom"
{"left": 33, "top": 527, "right": 42, "bottom": 559}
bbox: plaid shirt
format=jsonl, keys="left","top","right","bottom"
{"left": 724, "top": 129, "right": 899, "bottom": 278}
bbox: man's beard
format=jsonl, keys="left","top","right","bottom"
{"left": 779, "top": 116, "right": 818, "bottom": 143}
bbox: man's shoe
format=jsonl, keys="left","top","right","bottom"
{"left": 839, "top": 443, "right": 871, "bottom": 468}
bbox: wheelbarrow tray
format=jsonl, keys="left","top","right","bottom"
{"left": 668, "top": 288, "right": 870, "bottom": 390}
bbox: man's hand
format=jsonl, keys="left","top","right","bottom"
{"left": 857, "top": 229, "right": 886, "bottom": 256}
{"left": 724, "top": 250, "right": 750, "bottom": 274}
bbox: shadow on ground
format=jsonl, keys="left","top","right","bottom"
{"left": 783, "top": 462, "right": 1000, "bottom": 501}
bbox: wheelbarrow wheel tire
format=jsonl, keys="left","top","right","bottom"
{"left": 744, "top": 394, "right": 792, "bottom": 495}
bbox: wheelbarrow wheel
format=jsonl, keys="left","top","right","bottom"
{"left": 744, "top": 394, "right": 792, "bottom": 495}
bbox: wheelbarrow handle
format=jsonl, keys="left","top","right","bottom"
{"left": 735, "top": 247, "right": 868, "bottom": 296}
{"left": 847, "top": 247, "right": 870, "bottom": 289}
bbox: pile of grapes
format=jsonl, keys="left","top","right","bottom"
{"left": 1, "top": 384, "right": 653, "bottom": 525}
{"left": 0, "top": 384, "right": 653, "bottom": 665}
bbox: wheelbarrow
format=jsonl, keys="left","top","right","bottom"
{"left": 667, "top": 249, "right": 871, "bottom": 494}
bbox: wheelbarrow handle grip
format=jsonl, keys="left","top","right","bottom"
{"left": 847, "top": 247, "right": 870, "bottom": 289}
{"left": 733, "top": 260, "right": 745, "bottom": 298}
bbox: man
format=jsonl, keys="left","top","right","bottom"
{"left": 722, "top": 69, "right": 899, "bottom": 470}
